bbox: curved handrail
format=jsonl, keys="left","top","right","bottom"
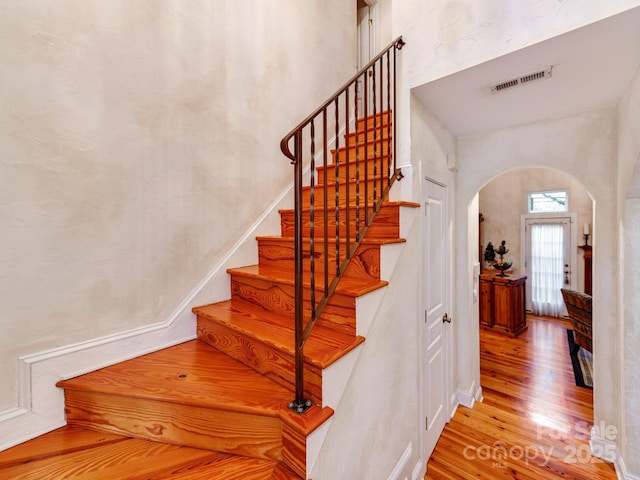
{"left": 280, "top": 36, "right": 405, "bottom": 164}
{"left": 282, "top": 36, "right": 405, "bottom": 413}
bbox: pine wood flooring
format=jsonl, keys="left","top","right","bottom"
{"left": 425, "top": 314, "right": 617, "bottom": 479}
{"left": 0, "top": 425, "right": 299, "bottom": 479}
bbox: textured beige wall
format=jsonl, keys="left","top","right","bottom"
{"left": 0, "top": 1, "right": 356, "bottom": 411}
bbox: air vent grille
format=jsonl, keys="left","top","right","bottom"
{"left": 490, "top": 65, "right": 553, "bottom": 93}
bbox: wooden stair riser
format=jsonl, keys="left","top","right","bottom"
{"left": 301, "top": 178, "right": 393, "bottom": 208}
{"left": 196, "top": 316, "right": 323, "bottom": 405}
{"left": 316, "top": 155, "right": 392, "bottom": 185}
{"left": 281, "top": 425, "right": 308, "bottom": 479}
{"left": 331, "top": 140, "right": 390, "bottom": 165}
{"left": 279, "top": 203, "right": 401, "bottom": 239}
{"left": 0, "top": 425, "right": 304, "bottom": 480}
{"left": 62, "top": 390, "right": 283, "bottom": 461}
{"left": 346, "top": 124, "right": 391, "bottom": 147}
{"left": 355, "top": 111, "right": 391, "bottom": 130}
{"left": 228, "top": 274, "right": 358, "bottom": 335}
{"left": 258, "top": 238, "right": 383, "bottom": 282}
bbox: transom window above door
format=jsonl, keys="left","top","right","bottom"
{"left": 528, "top": 190, "right": 569, "bottom": 213}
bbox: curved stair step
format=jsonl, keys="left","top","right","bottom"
{"left": 56, "top": 340, "right": 333, "bottom": 467}
{"left": 0, "top": 425, "right": 302, "bottom": 479}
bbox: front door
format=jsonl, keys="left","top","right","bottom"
{"left": 422, "top": 176, "right": 450, "bottom": 461}
{"left": 523, "top": 214, "right": 577, "bottom": 316}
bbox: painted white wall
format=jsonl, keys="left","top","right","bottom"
{"left": 479, "top": 167, "right": 593, "bottom": 289}
{"left": 0, "top": 0, "right": 356, "bottom": 413}
{"left": 618, "top": 64, "right": 640, "bottom": 477}
{"left": 456, "top": 107, "right": 619, "bottom": 458}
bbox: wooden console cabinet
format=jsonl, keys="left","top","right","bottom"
{"left": 579, "top": 245, "right": 592, "bottom": 295}
{"left": 479, "top": 273, "right": 527, "bottom": 337}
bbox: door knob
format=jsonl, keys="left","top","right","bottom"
{"left": 442, "top": 313, "right": 451, "bottom": 323}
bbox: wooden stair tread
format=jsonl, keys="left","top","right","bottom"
{"left": 57, "top": 340, "right": 292, "bottom": 416}
{"left": 256, "top": 235, "right": 405, "bottom": 246}
{"left": 0, "top": 426, "right": 300, "bottom": 479}
{"left": 194, "top": 299, "right": 365, "bottom": 368}
{"left": 278, "top": 200, "right": 418, "bottom": 215}
{"left": 227, "top": 264, "right": 388, "bottom": 297}
{"left": 301, "top": 176, "right": 389, "bottom": 191}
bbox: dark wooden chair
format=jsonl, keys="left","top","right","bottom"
{"left": 561, "top": 288, "right": 592, "bottom": 354}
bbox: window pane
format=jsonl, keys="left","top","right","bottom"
{"left": 529, "top": 190, "right": 568, "bottom": 213}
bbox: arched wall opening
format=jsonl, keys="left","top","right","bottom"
{"left": 453, "top": 107, "right": 619, "bottom": 450}
{"left": 478, "top": 167, "right": 594, "bottom": 295}
{"left": 476, "top": 165, "right": 595, "bottom": 400}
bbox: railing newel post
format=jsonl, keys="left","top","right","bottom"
{"left": 290, "top": 130, "right": 308, "bottom": 412}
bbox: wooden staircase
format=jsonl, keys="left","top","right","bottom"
{"left": 0, "top": 113, "right": 416, "bottom": 479}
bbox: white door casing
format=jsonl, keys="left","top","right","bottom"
{"left": 421, "top": 176, "right": 450, "bottom": 461}
{"left": 356, "top": 1, "right": 378, "bottom": 115}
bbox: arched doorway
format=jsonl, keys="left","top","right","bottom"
{"left": 478, "top": 167, "right": 594, "bottom": 313}
{"left": 477, "top": 166, "right": 595, "bottom": 410}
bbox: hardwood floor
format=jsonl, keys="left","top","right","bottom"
{"left": 0, "top": 425, "right": 299, "bottom": 479}
{"left": 425, "top": 314, "right": 617, "bottom": 479}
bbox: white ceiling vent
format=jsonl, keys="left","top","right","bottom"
{"left": 490, "top": 65, "right": 553, "bottom": 93}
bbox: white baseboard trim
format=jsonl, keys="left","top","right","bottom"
{"left": 590, "top": 427, "right": 639, "bottom": 480}
{"left": 590, "top": 426, "right": 617, "bottom": 463}
{"left": 387, "top": 442, "right": 413, "bottom": 480}
{"left": 457, "top": 381, "right": 482, "bottom": 409}
{"left": 0, "top": 170, "right": 294, "bottom": 453}
{"left": 448, "top": 399, "right": 459, "bottom": 421}
{"left": 0, "top": 318, "right": 196, "bottom": 452}
{"left": 412, "top": 458, "right": 427, "bottom": 480}
{"left": 613, "top": 449, "right": 639, "bottom": 480}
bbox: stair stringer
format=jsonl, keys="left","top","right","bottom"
{"left": 306, "top": 202, "right": 419, "bottom": 478}
{"left": 317, "top": 203, "right": 418, "bottom": 409}
{"left": 307, "top": 196, "right": 421, "bottom": 479}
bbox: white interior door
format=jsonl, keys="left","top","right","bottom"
{"left": 522, "top": 214, "right": 577, "bottom": 315}
{"left": 357, "top": 4, "right": 375, "bottom": 70}
{"left": 356, "top": 2, "right": 378, "bottom": 114}
{"left": 421, "top": 176, "right": 450, "bottom": 461}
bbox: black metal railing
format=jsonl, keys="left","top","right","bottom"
{"left": 280, "top": 36, "right": 405, "bottom": 413}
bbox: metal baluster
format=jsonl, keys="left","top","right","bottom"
{"left": 354, "top": 78, "right": 361, "bottom": 242}
{"left": 309, "top": 120, "right": 316, "bottom": 319}
{"left": 323, "top": 110, "right": 329, "bottom": 294}
{"left": 334, "top": 98, "right": 340, "bottom": 276}
{"left": 372, "top": 62, "right": 377, "bottom": 220}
